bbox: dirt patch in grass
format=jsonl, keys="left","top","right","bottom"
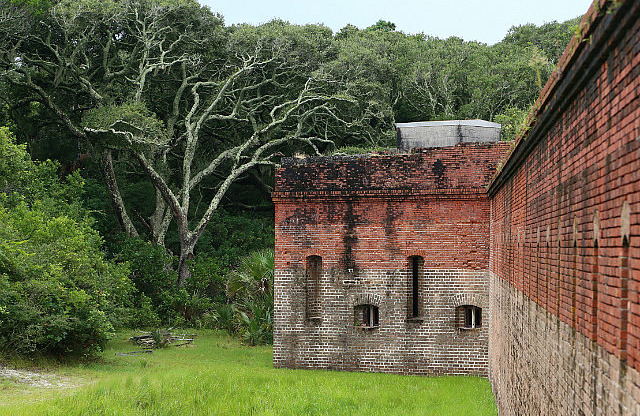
{"left": 0, "top": 366, "right": 76, "bottom": 389}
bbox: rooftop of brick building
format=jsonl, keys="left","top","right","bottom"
{"left": 275, "top": 141, "right": 511, "bottom": 197}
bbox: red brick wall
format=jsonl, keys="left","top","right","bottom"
{"left": 273, "top": 143, "right": 509, "bottom": 375}
{"left": 488, "top": 1, "right": 640, "bottom": 414}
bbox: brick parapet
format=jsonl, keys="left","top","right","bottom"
{"left": 489, "top": 0, "right": 636, "bottom": 194}
{"left": 273, "top": 188, "right": 487, "bottom": 201}
{"left": 276, "top": 142, "right": 510, "bottom": 197}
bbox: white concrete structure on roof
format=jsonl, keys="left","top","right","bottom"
{"left": 396, "top": 119, "right": 501, "bottom": 149}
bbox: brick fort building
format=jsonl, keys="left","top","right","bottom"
{"left": 273, "top": 1, "right": 640, "bottom": 414}
{"left": 273, "top": 121, "right": 508, "bottom": 376}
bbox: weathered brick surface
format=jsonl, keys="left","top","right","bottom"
{"left": 490, "top": 275, "right": 640, "bottom": 415}
{"left": 274, "top": 143, "right": 509, "bottom": 375}
{"left": 488, "top": 0, "right": 640, "bottom": 414}
{"left": 276, "top": 144, "right": 509, "bottom": 196}
{"left": 273, "top": 1, "right": 640, "bottom": 412}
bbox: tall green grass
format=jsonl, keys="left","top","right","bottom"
{"left": 1, "top": 331, "right": 497, "bottom": 415}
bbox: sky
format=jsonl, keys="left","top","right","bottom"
{"left": 201, "top": 0, "right": 594, "bottom": 45}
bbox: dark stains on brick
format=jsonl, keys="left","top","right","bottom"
{"left": 383, "top": 201, "right": 401, "bottom": 256}
{"left": 274, "top": 143, "right": 511, "bottom": 196}
{"left": 432, "top": 159, "right": 447, "bottom": 188}
{"left": 281, "top": 206, "right": 317, "bottom": 248}
{"left": 384, "top": 201, "right": 398, "bottom": 237}
{"left": 341, "top": 199, "right": 359, "bottom": 274}
{"left": 282, "top": 206, "right": 317, "bottom": 227}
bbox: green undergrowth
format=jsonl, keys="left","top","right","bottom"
{"left": 331, "top": 145, "right": 395, "bottom": 155}
{"left": 1, "top": 331, "right": 497, "bottom": 415}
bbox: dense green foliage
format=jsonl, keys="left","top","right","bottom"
{"left": 0, "top": 0, "right": 581, "bottom": 355}
{"left": 0, "top": 128, "right": 135, "bottom": 356}
{"left": 3, "top": 331, "right": 497, "bottom": 415}
{"left": 225, "top": 249, "right": 274, "bottom": 345}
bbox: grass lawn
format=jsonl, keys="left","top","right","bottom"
{"left": 1, "top": 331, "right": 497, "bottom": 415}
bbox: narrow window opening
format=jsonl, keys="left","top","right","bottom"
{"left": 306, "top": 255, "right": 322, "bottom": 319}
{"left": 354, "top": 304, "right": 379, "bottom": 329}
{"left": 412, "top": 257, "right": 419, "bottom": 317}
{"left": 408, "top": 256, "right": 423, "bottom": 318}
{"left": 458, "top": 305, "right": 482, "bottom": 329}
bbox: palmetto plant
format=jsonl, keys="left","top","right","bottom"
{"left": 226, "top": 249, "right": 274, "bottom": 345}
{"left": 226, "top": 249, "right": 274, "bottom": 303}
{"left": 211, "top": 303, "right": 236, "bottom": 335}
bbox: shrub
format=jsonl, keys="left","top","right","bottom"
{"left": 110, "top": 236, "right": 225, "bottom": 326}
{"left": 188, "top": 255, "right": 227, "bottom": 305}
{"left": 0, "top": 203, "right": 133, "bottom": 356}
{"left": 195, "top": 210, "right": 274, "bottom": 272}
{"left": 494, "top": 106, "right": 530, "bottom": 141}
{"left": 109, "top": 236, "right": 176, "bottom": 323}
{"left": 237, "top": 299, "right": 273, "bottom": 346}
{"left": 149, "top": 328, "right": 172, "bottom": 348}
{"left": 0, "top": 127, "right": 135, "bottom": 356}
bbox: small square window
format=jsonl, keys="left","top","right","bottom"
{"left": 458, "top": 305, "right": 481, "bottom": 329}
{"left": 354, "top": 304, "right": 379, "bottom": 329}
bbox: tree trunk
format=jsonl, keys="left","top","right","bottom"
{"left": 102, "top": 149, "right": 139, "bottom": 237}
{"left": 150, "top": 187, "right": 172, "bottom": 247}
{"left": 177, "top": 243, "right": 195, "bottom": 286}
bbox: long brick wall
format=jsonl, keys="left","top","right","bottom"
{"left": 488, "top": 0, "right": 640, "bottom": 414}
{"left": 273, "top": 144, "right": 509, "bottom": 375}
